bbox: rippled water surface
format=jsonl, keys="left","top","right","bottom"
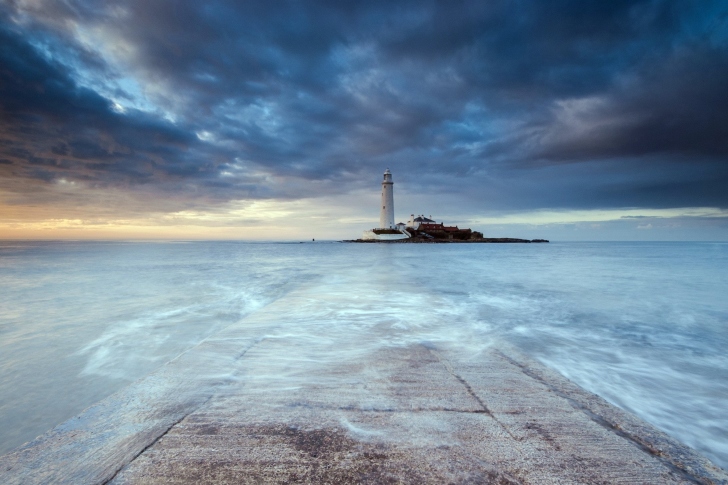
{"left": 0, "top": 241, "right": 726, "bottom": 468}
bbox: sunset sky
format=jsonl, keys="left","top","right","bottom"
{"left": 1, "top": 1, "right": 727, "bottom": 240}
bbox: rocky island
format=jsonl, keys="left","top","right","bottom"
{"left": 345, "top": 235, "right": 550, "bottom": 244}
{"left": 356, "top": 170, "right": 547, "bottom": 243}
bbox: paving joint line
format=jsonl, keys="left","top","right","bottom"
{"left": 426, "top": 346, "right": 521, "bottom": 443}
{"left": 496, "top": 350, "right": 714, "bottom": 485}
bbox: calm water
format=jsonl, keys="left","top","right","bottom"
{"left": 0, "top": 241, "right": 726, "bottom": 468}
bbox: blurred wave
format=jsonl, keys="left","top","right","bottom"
{"left": 0, "top": 240, "right": 726, "bottom": 468}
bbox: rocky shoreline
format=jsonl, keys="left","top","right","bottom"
{"left": 344, "top": 237, "right": 549, "bottom": 243}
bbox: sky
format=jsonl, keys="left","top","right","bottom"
{"left": 1, "top": 0, "right": 727, "bottom": 240}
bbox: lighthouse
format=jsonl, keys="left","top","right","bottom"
{"left": 361, "top": 169, "right": 410, "bottom": 240}
{"left": 380, "top": 169, "right": 395, "bottom": 229}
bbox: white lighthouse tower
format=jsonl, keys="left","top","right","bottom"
{"left": 362, "top": 169, "right": 410, "bottom": 240}
{"left": 380, "top": 168, "right": 395, "bottom": 229}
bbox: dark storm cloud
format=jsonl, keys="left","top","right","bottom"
{"left": 1, "top": 0, "right": 727, "bottom": 211}
{"left": 0, "top": 19, "right": 199, "bottom": 183}
{"left": 532, "top": 45, "right": 728, "bottom": 161}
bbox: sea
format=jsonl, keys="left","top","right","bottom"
{"left": 0, "top": 240, "right": 726, "bottom": 468}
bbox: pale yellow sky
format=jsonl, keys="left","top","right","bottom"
{"left": 2, "top": 188, "right": 727, "bottom": 240}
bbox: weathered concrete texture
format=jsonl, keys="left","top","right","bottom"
{"left": 1, "top": 316, "right": 726, "bottom": 484}
{"left": 0, "top": 336, "right": 259, "bottom": 485}
{"left": 103, "top": 342, "right": 726, "bottom": 485}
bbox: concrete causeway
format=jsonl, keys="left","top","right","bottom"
{"left": 2, "top": 291, "right": 726, "bottom": 484}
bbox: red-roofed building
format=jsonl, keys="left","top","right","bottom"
{"left": 412, "top": 220, "right": 477, "bottom": 240}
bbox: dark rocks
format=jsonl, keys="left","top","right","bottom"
{"left": 343, "top": 237, "right": 549, "bottom": 244}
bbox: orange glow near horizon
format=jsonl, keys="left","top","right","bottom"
{"left": 0, "top": 193, "right": 379, "bottom": 240}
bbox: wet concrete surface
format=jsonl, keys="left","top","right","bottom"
{"left": 1, "top": 295, "right": 727, "bottom": 484}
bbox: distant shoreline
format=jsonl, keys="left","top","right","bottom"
{"left": 343, "top": 237, "right": 549, "bottom": 243}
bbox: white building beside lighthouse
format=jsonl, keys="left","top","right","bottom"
{"left": 362, "top": 169, "right": 410, "bottom": 240}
